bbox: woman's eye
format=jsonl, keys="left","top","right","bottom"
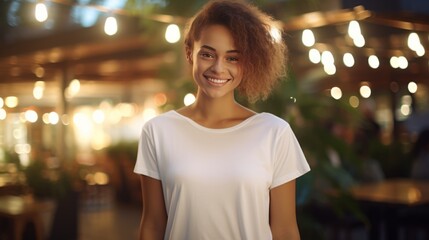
{"left": 227, "top": 57, "right": 239, "bottom": 62}
{"left": 200, "top": 53, "right": 214, "bottom": 59}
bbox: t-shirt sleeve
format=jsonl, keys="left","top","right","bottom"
{"left": 133, "top": 125, "right": 161, "bottom": 180}
{"left": 271, "top": 124, "right": 310, "bottom": 189}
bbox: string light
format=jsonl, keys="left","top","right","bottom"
{"left": 33, "top": 81, "right": 45, "bottom": 100}
{"left": 360, "top": 85, "right": 371, "bottom": 98}
{"left": 104, "top": 16, "right": 118, "bottom": 36}
{"left": 5, "top": 96, "right": 18, "bottom": 108}
{"left": 302, "top": 29, "right": 315, "bottom": 47}
{"left": 368, "top": 55, "right": 380, "bottom": 69}
{"left": 408, "top": 81, "right": 418, "bottom": 93}
{"left": 184, "top": 93, "right": 195, "bottom": 106}
{"left": 308, "top": 48, "right": 321, "bottom": 64}
{"left": 408, "top": 32, "right": 426, "bottom": 57}
{"left": 165, "top": 24, "right": 181, "bottom": 43}
{"left": 343, "top": 53, "right": 355, "bottom": 67}
{"left": 390, "top": 56, "right": 399, "bottom": 68}
{"left": 35, "top": 2, "right": 48, "bottom": 22}
{"left": 330, "top": 87, "right": 342, "bottom": 100}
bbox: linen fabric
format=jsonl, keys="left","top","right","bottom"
{"left": 134, "top": 110, "right": 310, "bottom": 240}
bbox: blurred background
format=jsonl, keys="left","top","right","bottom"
{"left": 0, "top": 0, "right": 429, "bottom": 239}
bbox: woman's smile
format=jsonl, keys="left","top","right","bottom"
{"left": 205, "top": 76, "right": 231, "bottom": 86}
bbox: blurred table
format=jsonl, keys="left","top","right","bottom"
{"left": 0, "top": 195, "right": 44, "bottom": 240}
{"left": 350, "top": 179, "right": 429, "bottom": 240}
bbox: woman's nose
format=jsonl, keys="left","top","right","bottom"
{"left": 211, "top": 58, "right": 225, "bottom": 73}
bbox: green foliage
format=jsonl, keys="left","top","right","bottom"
{"left": 23, "top": 160, "right": 73, "bottom": 199}
{"left": 105, "top": 141, "right": 139, "bottom": 164}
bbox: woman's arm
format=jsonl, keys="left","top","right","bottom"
{"left": 269, "top": 180, "right": 300, "bottom": 240}
{"left": 139, "top": 175, "right": 167, "bottom": 240}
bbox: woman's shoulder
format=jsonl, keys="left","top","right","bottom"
{"left": 256, "top": 112, "right": 290, "bottom": 127}
{"left": 142, "top": 110, "right": 181, "bottom": 128}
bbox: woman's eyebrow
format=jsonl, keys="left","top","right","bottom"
{"left": 201, "top": 45, "right": 240, "bottom": 53}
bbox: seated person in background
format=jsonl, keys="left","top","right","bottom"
{"left": 411, "top": 128, "right": 429, "bottom": 180}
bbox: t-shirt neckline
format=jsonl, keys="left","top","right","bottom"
{"left": 170, "top": 110, "right": 264, "bottom": 133}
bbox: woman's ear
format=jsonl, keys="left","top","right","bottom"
{"left": 185, "top": 47, "right": 193, "bottom": 64}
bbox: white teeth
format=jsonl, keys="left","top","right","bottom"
{"left": 207, "top": 77, "right": 228, "bottom": 84}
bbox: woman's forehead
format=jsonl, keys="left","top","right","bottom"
{"left": 196, "top": 24, "right": 238, "bottom": 52}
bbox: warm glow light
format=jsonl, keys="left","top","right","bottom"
{"left": 92, "top": 109, "right": 105, "bottom": 124}
{"left": 353, "top": 34, "right": 365, "bottom": 47}
{"left": 343, "top": 53, "right": 355, "bottom": 67}
{"left": 142, "top": 108, "right": 157, "bottom": 122}
{"left": 154, "top": 93, "right": 168, "bottom": 106}
{"left": 61, "top": 114, "right": 70, "bottom": 125}
{"left": 360, "top": 85, "right": 371, "bottom": 98}
{"left": 302, "top": 29, "right": 315, "bottom": 47}
{"left": 400, "top": 104, "right": 411, "bottom": 116}
{"left": 35, "top": 3, "right": 48, "bottom": 22}
{"left": 321, "top": 51, "right": 334, "bottom": 65}
{"left": 5, "top": 96, "right": 18, "bottom": 108}
{"left": 408, "top": 81, "right": 418, "bottom": 93}
{"left": 184, "top": 93, "right": 196, "bottom": 106}
{"left": 25, "top": 110, "right": 38, "bottom": 123}
{"left": 117, "top": 103, "right": 135, "bottom": 117}
{"left": 416, "top": 45, "right": 425, "bottom": 57}
{"left": 94, "top": 172, "right": 109, "bottom": 185}
{"left": 66, "top": 79, "right": 80, "bottom": 98}
{"left": 104, "top": 16, "right": 118, "bottom": 36}
{"left": 349, "top": 96, "right": 359, "bottom": 108}
{"left": 42, "top": 113, "right": 50, "bottom": 124}
{"left": 0, "top": 97, "right": 3, "bottom": 108}
{"left": 408, "top": 32, "right": 420, "bottom": 51}
{"left": 49, "top": 112, "right": 59, "bottom": 125}
{"left": 330, "top": 87, "right": 342, "bottom": 100}
{"left": 390, "top": 56, "right": 399, "bottom": 68}
{"left": 33, "top": 81, "right": 45, "bottom": 100}
{"left": 348, "top": 20, "right": 361, "bottom": 39}
{"left": 165, "top": 24, "right": 181, "bottom": 43}
{"left": 368, "top": 55, "right": 380, "bottom": 69}
{"left": 308, "top": 48, "right": 321, "bottom": 64}
{"left": 323, "top": 64, "right": 336, "bottom": 75}
{"left": 398, "top": 56, "right": 408, "bottom": 69}
{"left": 0, "top": 109, "right": 6, "bottom": 120}
{"left": 34, "top": 66, "right": 45, "bottom": 78}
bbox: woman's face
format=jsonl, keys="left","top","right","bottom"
{"left": 190, "top": 24, "right": 243, "bottom": 100}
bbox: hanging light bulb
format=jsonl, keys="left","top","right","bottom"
{"left": 33, "top": 81, "right": 45, "bottom": 100}
{"left": 348, "top": 21, "right": 361, "bottom": 39}
{"left": 165, "top": 24, "right": 181, "bottom": 43}
{"left": 104, "top": 16, "right": 118, "bottom": 36}
{"left": 415, "top": 45, "right": 425, "bottom": 57}
{"left": 321, "top": 51, "right": 334, "bottom": 65}
{"left": 302, "top": 29, "right": 315, "bottom": 47}
{"left": 35, "top": 2, "right": 48, "bottom": 22}
{"left": 360, "top": 85, "right": 371, "bottom": 98}
{"left": 330, "top": 87, "right": 342, "bottom": 100}
{"left": 398, "top": 56, "right": 408, "bottom": 69}
{"left": 390, "top": 56, "right": 399, "bottom": 68}
{"left": 368, "top": 55, "right": 380, "bottom": 69}
{"left": 308, "top": 48, "right": 321, "bottom": 64}
{"left": 343, "top": 53, "right": 355, "bottom": 67}
{"left": 408, "top": 32, "right": 420, "bottom": 51}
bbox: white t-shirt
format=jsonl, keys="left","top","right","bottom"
{"left": 134, "top": 110, "right": 310, "bottom": 240}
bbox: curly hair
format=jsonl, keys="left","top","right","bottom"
{"left": 184, "top": 0, "right": 287, "bottom": 103}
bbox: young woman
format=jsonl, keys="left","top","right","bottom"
{"left": 134, "top": 1, "right": 310, "bottom": 239}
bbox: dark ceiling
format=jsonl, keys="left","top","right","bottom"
{"left": 0, "top": 0, "right": 428, "bottom": 97}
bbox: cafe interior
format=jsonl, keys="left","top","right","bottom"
{"left": 0, "top": 0, "right": 429, "bottom": 239}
